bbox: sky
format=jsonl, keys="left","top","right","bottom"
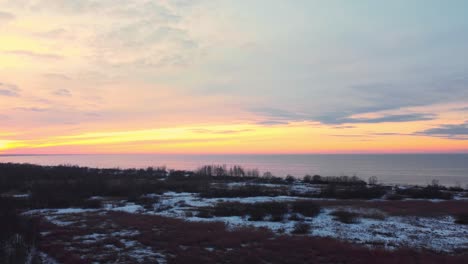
{"left": 0, "top": 0, "right": 468, "bottom": 154}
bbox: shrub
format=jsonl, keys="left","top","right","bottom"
{"left": 319, "top": 185, "right": 387, "bottom": 199}
{"left": 386, "top": 194, "right": 404, "bottom": 200}
{"left": 211, "top": 202, "right": 288, "bottom": 222}
{"left": 133, "top": 196, "right": 159, "bottom": 210}
{"left": 330, "top": 210, "right": 359, "bottom": 224}
{"left": 454, "top": 213, "right": 468, "bottom": 225}
{"left": 185, "top": 211, "right": 194, "bottom": 217}
{"left": 303, "top": 175, "right": 312, "bottom": 183}
{"left": 248, "top": 202, "right": 288, "bottom": 221}
{"left": 291, "top": 201, "right": 321, "bottom": 217}
{"left": 82, "top": 198, "right": 102, "bottom": 209}
{"left": 285, "top": 175, "right": 296, "bottom": 184}
{"left": 291, "top": 222, "right": 311, "bottom": 234}
{"left": 448, "top": 186, "right": 464, "bottom": 192}
{"left": 200, "top": 185, "right": 288, "bottom": 198}
{"left": 396, "top": 186, "right": 453, "bottom": 200}
{"left": 360, "top": 211, "right": 386, "bottom": 221}
{"left": 288, "top": 213, "right": 303, "bottom": 221}
{"left": 211, "top": 202, "right": 248, "bottom": 217}
{"left": 197, "top": 208, "right": 213, "bottom": 218}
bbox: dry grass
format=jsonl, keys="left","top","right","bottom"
{"left": 36, "top": 211, "right": 468, "bottom": 264}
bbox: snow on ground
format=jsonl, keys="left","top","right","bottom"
{"left": 23, "top": 208, "right": 100, "bottom": 226}
{"left": 110, "top": 203, "right": 144, "bottom": 213}
{"left": 12, "top": 193, "right": 31, "bottom": 198}
{"left": 25, "top": 191, "right": 468, "bottom": 253}
{"left": 38, "top": 252, "right": 60, "bottom": 264}
{"left": 147, "top": 192, "right": 468, "bottom": 252}
{"left": 214, "top": 182, "right": 322, "bottom": 195}
{"left": 24, "top": 208, "right": 99, "bottom": 215}
{"left": 290, "top": 183, "right": 322, "bottom": 194}
{"left": 310, "top": 209, "right": 467, "bottom": 252}
{"left": 221, "top": 182, "right": 285, "bottom": 188}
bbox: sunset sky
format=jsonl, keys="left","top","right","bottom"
{"left": 1, "top": 0, "right": 467, "bottom": 154}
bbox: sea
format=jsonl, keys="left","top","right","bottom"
{"left": 1, "top": 154, "right": 467, "bottom": 186}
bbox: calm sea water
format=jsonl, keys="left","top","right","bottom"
{"left": 1, "top": 154, "right": 467, "bottom": 186}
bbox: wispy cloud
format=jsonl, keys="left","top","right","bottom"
{"left": 52, "top": 88, "right": 72, "bottom": 97}
{"left": 15, "top": 107, "right": 49, "bottom": 112}
{"left": 251, "top": 107, "right": 435, "bottom": 125}
{"left": 0, "top": 11, "right": 15, "bottom": 22}
{"left": 0, "top": 82, "right": 20, "bottom": 97}
{"left": 256, "top": 120, "right": 289, "bottom": 126}
{"left": 416, "top": 122, "right": 468, "bottom": 140}
{"left": 43, "top": 73, "right": 71, "bottom": 80}
{"left": 4, "top": 50, "right": 63, "bottom": 60}
{"left": 190, "top": 128, "right": 253, "bottom": 134}
{"left": 325, "top": 113, "right": 436, "bottom": 125}
{"left": 250, "top": 107, "right": 313, "bottom": 124}
{"left": 34, "top": 28, "right": 68, "bottom": 38}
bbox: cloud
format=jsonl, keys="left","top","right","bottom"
{"left": 43, "top": 73, "right": 71, "bottom": 80}
{"left": 52, "top": 88, "right": 72, "bottom": 97}
{"left": 0, "top": 82, "right": 20, "bottom": 97}
{"left": 190, "top": 128, "right": 253, "bottom": 134}
{"left": 250, "top": 107, "right": 313, "bottom": 123}
{"left": 15, "top": 107, "right": 49, "bottom": 112}
{"left": 454, "top": 106, "right": 468, "bottom": 112}
{"left": 4, "top": 50, "right": 63, "bottom": 60}
{"left": 251, "top": 107, "right": 435, "bottom": 125}
{"left": 416, "top": 122, "right": 468, "bottom": 140}
{"left": 0, "top": 11, "right": 15, "bottom": 22}
{"left": 34, "top": 28, "right": 68, "bottom": 38}
{"left": 247, "top": 72, "right": 468, "bottom": 129}
{"left": 332, "top": 125, "right": 355, "bottom": 129}
{"left": 256, "top": 120, "right": 289, "bottom": 126}
{"left": 325, "top": 113, "right": 436, "bottom": 125}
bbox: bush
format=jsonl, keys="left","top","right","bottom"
{"left": 210, "top": 202, "right": 288, "bottom": 222}
{"left": 291, "top": 222, "right": 311, "bottom": 234}
{"left": 132, "top": 196, "right": 160, "bottom": 210}
{"left": 82, "top": 198, "right": 102, "bottom": 209}
{"left": 285, "top": 175, "right": 296, "bottom": 184}
{"left": 197, "top": 209, "right": 213, "bottom": 218}
{"left": 288, "top": 213, "right": 303, "bottom": 221}
{"left": 200, "top": 185, "right": 288, "bottom": 198}
{"left": 212, "top": 202, "right": 249, "bottom": 217}
{"left": 396, "top": 186, "right": 453, "bottom": 200}
{"left": 360, "top": 211, "right": 386, "bottom": 221}
{"left": 319, "top": 185, "right": 387, "bottom": 200}
{"left": 448, "top": 186, "right": 464, "bottom": 192}
{"left": 454, "top": 213, "right": 468, "bottom": 225}
{"left": 386, "top": 194, "right": 404, "bottom": 200}
{"left": 291, "top": 201, "right": 321, "bottom": 217}
{"left": 330, "top": 210, "right": 360, "bottom": 224}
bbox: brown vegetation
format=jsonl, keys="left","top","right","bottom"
{"left": 36, "top": 211, "right": 468, "bottom": 264}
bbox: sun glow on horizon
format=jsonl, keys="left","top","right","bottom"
{"left": 2, "top": 120, "right": 468, "bottom": 155}
{"left": 1, "top": 0, "right": 467, "bottom": 154}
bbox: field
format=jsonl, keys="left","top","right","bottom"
{"left": 1, "top": 163, "right": 467, "bottom": 263}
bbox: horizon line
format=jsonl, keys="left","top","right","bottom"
{"left": 2, "top": 152, "right": 468, "bottom": 156}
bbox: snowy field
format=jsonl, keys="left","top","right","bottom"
{"left": 25, "top": 191, "right": 468, "bottom": 253}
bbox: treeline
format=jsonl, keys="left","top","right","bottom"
{"left": 0, "top": 163, "right": 286, "bottom": 208}
{"left": 1, "top": 163, "right": 463, "bottom": 208}
{"left": 196, "top": 165, "right": 260, "bottom": 177}
{"left": 303, "top": 175, "right": 366, "bottom": 185}
{"left": 0, "top": 163, "right": 205, "bottom": 208}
